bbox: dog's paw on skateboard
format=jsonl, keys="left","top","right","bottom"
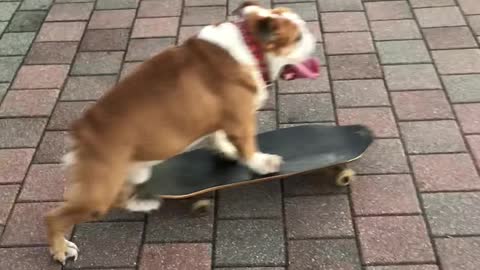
{"left": 246, "top": 152, "right": 283, "bottom": 175}
{"left": 50, "top": 238, "right": 79, "bottom": 265}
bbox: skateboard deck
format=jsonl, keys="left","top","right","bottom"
{"left": 135, "top": 124, "right": 373, "bottom": 200}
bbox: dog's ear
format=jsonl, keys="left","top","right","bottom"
{"left": 232, "top": 0, "right": 260, "bottom": 16}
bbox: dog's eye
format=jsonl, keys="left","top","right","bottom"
{"left": 295, "top": 33, "right": 302, "bottom": 42}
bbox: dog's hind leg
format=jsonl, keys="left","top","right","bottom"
{"left": 45, "top": 151, "right": 130, "bottom": 265}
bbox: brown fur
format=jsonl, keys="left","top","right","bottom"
{"left": 45, "top": 5, "right": 302, "bottom": 263}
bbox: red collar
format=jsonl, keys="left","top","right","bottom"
{"left": 235, "top": 21, "right": 271, "bottom": 84}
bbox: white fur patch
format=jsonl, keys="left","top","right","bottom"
{"left": 125, "top": 197, "right": 162, "bottom": 212}
{"left": 245, "top": 152, "right": 283, "bottom": 175}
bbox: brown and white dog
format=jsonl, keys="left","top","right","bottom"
{"left": 45, "top": 1, "right": 318, "bottom": 264}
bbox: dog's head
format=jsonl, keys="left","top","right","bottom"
{"left": 234, "top": 1, "right": 318, "bottom": 80}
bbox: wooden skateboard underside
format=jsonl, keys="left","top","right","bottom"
{"left": 135, "top": 124, "right": 373, "bottom": 199}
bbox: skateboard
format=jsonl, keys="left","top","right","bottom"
{"left": 135, "top": 124, "right": 373, "bottom": 213}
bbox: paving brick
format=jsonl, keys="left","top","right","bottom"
{"left": 18, "top": 164, "right": 65, "bottom": 201}
{"left": 138, "top": 0, "right": 181, "bottom": 17}
{"left": 1, "top": 202, "right": 62, "bottom": 245}
{"left": 279, "top": 93, "right": 334, "bottom": 123}
{"left": 0, "top": 82, "right": 7, "bottom": 97}
{"left": 384, "top": 64, "right": 441, "bottom": 90}
{"left": 88, "top": 9, "right": 136, "bottom": 29}
{"left": 365, "top": 1, "right": 412, "bottom": 20}
{"left": 458, "top": 0, "right": 480, "bottom": 15}
{"left": 412, "top": 153, "right": 480, "bottom": 192}
{"left": 357, "top": 216, "right": 435, "bottom": 264}
{"left": 0, "top": 56, "right": 22, "bottom": 82}
{"left": 0, "top": 149, "right": 34, "bottom": 183}
{"left": 0, "top": 247, "right": 60, "bottom": 270}
{"left": 25, "top": 42, "right": 78, "bottom": 64}
{"left": 329, "top": 54, "right": 382, "bottom": 79}
{"left": 7, "top": 11, "right": 46, "bottom": 32}
{"left": 0, "top": 89, "right": 59, "bottom": 117}
{"left": 352, "top": 175, "right": 420, "bottom": 215}
{"left": 0, "top": 22, "right": 6, "bottom": 35}
{"left": 313, "top": 43, "right": 326, "bottom": 65}
{"left": 0, "top": 185, "right": 18, "bottom": 224}
{"left": 0, "top": 118, "right": 47, "bottom": 148}
{"left": 218, "top": 181, "right": 281, "bottom": 218}
{"left": 278, "top": 68, "right": 329, "bottom": 93}
{"left": 273, "top": 2, "right": 318, "bottom": 21}
{"left": 0, "top": 2, "right": 19, "bottom": 21}
{"left": 338, "top": 107, "right": 398, "bottom": 137}
{"left": 215, "top": 219, "right": 285, "bottom": 266}
{"left": 454, "top": 103, "right": 480, "bottom": 134}
{"left": 96, "top": 0, "right": 138, "bottom": 10}
{"left": 321, "top": 12, "right": 368, "bottom": 32}
{"left": 424, "top": 27, "right": 477, "bottom": 49}
{"left": 20, "top": 0, "right": 53, "bottom": 10}
{"left": 366, "top": 266, "right": 439, "bottom": 270}
{"left": 262, "top": 84, "right": 276, "bottom": 110}
{"left": 132, "top": 17, "right": 179, "bottom": 38}
{"left": 36, "top": 21, "right": 86, "bottom": 41}
{"left": 436, "top": 237, "right": 480, "bottom": 270}
{"left": 182, "top": 6, "right": 226, "bottom": 25}
{"left": 120, "top": 61, "right": 141, "bottom": 79}
{"left": 467, "top": 135, "right": 480, "bottom": 169}
{"left": 0, "top": 32, "right": 35, "bottom": 55}
{"left": 216, "top": 268, "right": 284, "bottom": 270}
{"left": 34, "top": 131, "right": 69, "bottom": 163}
{"left": 288, "top": 239, "right": 361, "bottom": 270}
{"left": 48, "top": 101, "right": 93, "bottom": 130}
{"left": 257, "top": 110, "right": 276, "bottom": 133}
{"left": 67, "top": 222, "right": 143, "bottom": 268}
{"left": 306, "top": 21, "right": 322, "bottom": 42}
{"left": 81, "top": 29, "right": 129, "bottom": 52}
{"left": 178, "top": 25, "right": 203, "bottom": 44}
{"left": 377, "top": 40, "right": 431, "bottom": 64}
{"left": 468, "top": 15, "right": 480, "bottom": 35}
{"left": 46, "top": 3, "right": 93, "bottom": 21}
{"left": 371, "top": 20, "right": 422, "bottom": 40}
{"left": 334, "top": 79, "right": 390, "bottom": 107}
{"left": 285, "top": 195, "right": 353, "bottom": 238}
{"left": 283, "top": 170, "right": 348, "bottom": 196}
{"left": 71, "top": 51, "right": 124, "bottom": 75}
{"left": 186, "top": 0, "right": 226, "bottom": 5}
{"left": 12, "top": 65, "right": 69, "bottom": 89}
{"left": 325, "top": 32, "right": 375, "bottom": 55}
{"left": 140, "top": 244, "right": 211, "bottom": 270}
{"left": 391, "top": 90, "right": 453, "bottom": 120}
{"left": 146, "top": 199, "right": 213, "bottom": 242}
{"left": 317, "top": 0, "right": 363, "bottom": 11}
{"left": 351, "top": 139, "right": 410, "bottom": 174}
{"left": 400, "top": 120, "right": 466, "bottom": 154}
{"left": 61, "top": 75, "right": 116, "bottom": 100}
{"left": 423, "top": 192, "right": 480, "bottom": 235}
{"left": 443, "top": 74, "right": 480, "bottom": 103}
{"left": 415, "top": 7, "right": 466, "bottom": 28}
{"left": 126, "top": 38, "right": 175, "bottom": 61}
{"left": 409, "top": 0, "right": 455, "bottom": 8}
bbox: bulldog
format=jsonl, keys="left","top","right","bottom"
{"left": 45, "top": 0, "right": 319, "bottom": 264}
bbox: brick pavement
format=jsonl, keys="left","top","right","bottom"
{"left": 0, "top": 0, "right": 479, "bottom": 269}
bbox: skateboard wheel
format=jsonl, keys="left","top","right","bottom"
{"left": 191, "top": 199, "right": 211, "bottom": 216}
{"left": 335, "top": 168, "right": 355, "bottom": 186}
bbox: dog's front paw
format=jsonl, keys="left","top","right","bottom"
{"left": 50, "top": 239, "right": 79, "bottom": 265}
{"left": 246, "top": 152, "right": 283, "bottom": 175}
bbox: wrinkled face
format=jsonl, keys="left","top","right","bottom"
{"left": 239, "top": 3, "right": 317, "bottom": 64}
